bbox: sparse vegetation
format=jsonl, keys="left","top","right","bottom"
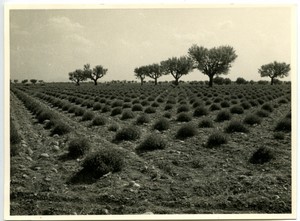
{"left": 114, "top": 126, "right": 141, "bottom": 142}
{"left": 137, "top": 134, "right": 167, "bottom": 152}
{"left": 225, "top": 120, "right": 249, "bottom": 133}
{"left": 68, "top": 137, "right": 91, "bottom": 158}
{"left": 206, "top": 131, "right": 227, "bottom": 148}
{"left": 81, "top": 148, "right": 124, "bottom": 178}
{"left": 176, "top": 123, "right": 197, "bottom": 140}
{"left": 249, "top": 147, "right": 274, "bottom": 164}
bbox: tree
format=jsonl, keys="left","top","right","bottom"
{"left": 134, "top": 66, "right": 147, "bottom": 85}
{"left": 145, "top": 63, "right": 164, "bottom": 85}
{"left": 83, "top": 64, "right": 107, "bottom": 85}
{"left": 30, "top": 79, "right": 37, "bottom": 84}
{"left": 13, "top": 80, "right": 18, "bottom": 84}
{"left": 258, "top": 61, "right": 290, "bottom": 85}
{"left": 236, "top": 77, "right": 247, "bottom": 85}
{"left": 21, "top": 79, "right": 28, "bottom": 84}
{"left": 38, "top": 80, "right": 44, "bottom": 84}
{"left": 161, "top": 56, "right": 193, "bottom": 86}
{"left": 69, "top": 69, "right": 87, "bottom": 86}
{"left": 188, "top": 45, "right": 238, "bottom": 87}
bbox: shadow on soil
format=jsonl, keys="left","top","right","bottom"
{"left": 67, "top": 168, "right": 100, "bottom": 185}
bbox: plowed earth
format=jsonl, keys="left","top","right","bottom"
{"left": 9, "top": 83, "right": 292, "bottom": 215}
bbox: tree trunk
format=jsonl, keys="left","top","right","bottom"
{"left": 154, "top": 78, "right": 157, "bottom": 85}
{"left": 174, "top": 78, "right": 179, "bottom": 86}
{"left": 270, "top": 77, "right": 274, "bottom": 85}
{"left": 94, "top": 79, "right": 97, "bottom": 85}
{"left": 208, "top": 75, "right": 213, "bottom": 87}
{"left": 76, "top": 81, "right": 80, "bottom": 86}
{"left": 141, "top": 78, "right": 144, "bottom": 86}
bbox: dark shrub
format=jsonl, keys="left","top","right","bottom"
{"left": 236, "top": 77, "right": 247, "bottom": 84}
{"left": 68, "top": 106, "right": 76, "bottom": 113}
{"left": 37, "top": 110, "right": 55, "bottom": 123}
{"left": 230, "top": 105, "right": 244, "bottom": 114}
{"left": 274, "top": 132, "right": 285, "bottom": 140}
{"left": 68, "top": 137, "right": 90, "bottom": 158}
{"left": 81, "top": 148, "right": 124, "bottom": 178}
{"left": 137, "top": 134, "right": 167, "bottom": 152}
{"left": 120, "top": 110, "right": 135, "bottom": 120}
{"left": 92, "top": 116, "right": 106, "bottom": 126}
{"left": 209, "top": 104, "right": 221, "bottom": 111}
{"left": 141, "top": 100, "right": 149, "bottom": 106}
{"left": 164, "top": 104, "right": 173, "bottom": 110}
{"left": 112, "top": 100, "right": 123, "bottom": 108}
{"left": 199, "top": 118, "right": 214, "bottom": 128}
{"left": 153, "top": 118, "right": 170, "bottom": 131}
{"left": 255, "top": 110, "right": 269, "bottom": 118}
{"left": 99, "top": 98, "right": 106, "bottom": 103}
{"left": 176, "top": 123, "right": 197, "bottom": 140}
{"left": 231, "top": 100, "right": 238, "bottom": 105}
{"left": 101, "top": 105, "right": 111, "bottom": 113}
{"left": 82, "top": 111, "right": 95, "bottom": 121}
{"left": 132, "top": 104, "right": 143, "bottom": 112}
{"left": 215, "top": 110, "right": 231, "bottom": 122}
{"left": 192, "top": 101, "right": 204, "bottom": 108}
{"left": 132, "top": 99, "right": 140, "bottom": 104}
{"left": 278, "top": 98, "right": 288, "bottom": 104}
{"left": 74, "top": 107, "right": 85, "bottom": 116}
{"left": 148, "top": 96, "right": 155, "bottom": 101}
{"left": 166, "top": 98, "right": 176, "bottom": 104}
{"left": 108, "top": 123, "right": 119, "bottom": 132}
{"left": 156, "top": 97, "right": 164, "bottom": 103}
{"left": 176, "top": 113, "right": 192, "bottom": 122}
{"left": 274, "top": 118, "right": 291, "bottom": 132}
{"left": 151, "top": 102, "right": 159, "bottom": 107}
{"left": 261, "top": 103, "right": 274, "bottom": 112}
{"left": 257, "top": 99, "right": 265, "bottom": 105}
{"left": 62, "top": 103, "right": 71, "bottom": 111}
{"left": 122, "top": 103, "right": 132, "bottom": 109}
{"left": 206, "top": 131, "right": 227, "bottom": 148}
{"left": 213, "top": 97, "right": 222, "bottom": 103}
{"left": 163, "top": 112, "right": 172, "bottom": 118}
{"left": 82, "top": 100, "right": 93, "bottom": 108}
{"left": 205, "top": 100, "right": 212, "bottom": 106}
{"left": 220, "top": 101, "right": 230, "bottom": 108}
{"left": 124, "top": 97, "right": 131, "bottom": 102}
{"left": 241, "top": 101, "right": 251, "bottom": 110}
{"left": 136, "top": 114, "right": 150, "bottom": 125}
{"left": 44, "top": 119, "right": 55, "bottom": 129}
{"left": 177, "top": 105, "right": 190, "bottom": 113}
{"left": 225, "top": 120, "right": 249, "bottom": 133}
{"left": 114, "top": 126, "right": 141, "bottom": 142}
{"left": 51, "top": 122, "right": 71, "bottom": 136}
{"left": 249, "top": 147, "right": 274, "bottom": 164}
{"left": 144, "top": 107, "right": 156, "bottom": 114}
{"left": 249, "top": 100, "right": 259, "bottom": 107}
{"left": 111, "top": 107, "right": 122, "bottom": 116}
{"left": 193, "top": 106, "right": 208, "bottom": 117}
{"left": 10, "top": 120, "right": 21, "bottom": 145}
{"left": 243, "top": 114, "right": 262, "bottom": 125}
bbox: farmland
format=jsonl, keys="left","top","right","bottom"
{"left": 9, "top": 82, "right": 292, "bottom": 215}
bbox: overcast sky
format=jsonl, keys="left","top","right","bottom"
{"left": 9, "top": 6, "right": 293, "bottom": 82}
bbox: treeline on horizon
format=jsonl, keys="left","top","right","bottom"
{"left": 12, "top": 44, "right": 291, "bottom": 87}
